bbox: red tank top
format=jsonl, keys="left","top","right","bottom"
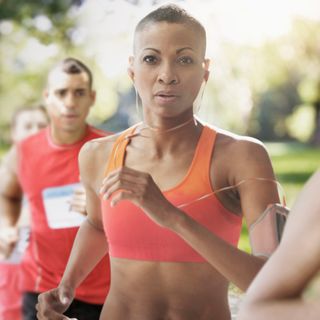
{"left": 102, "top": 125, "right": 242, "bottom": 262}
{"left": 0, "top": 264, "right": 21, "bottom": 319}
{"left": 18, "top": 126, "right": 110, "bottom": 304}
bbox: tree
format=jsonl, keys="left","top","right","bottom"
{"left": 246, "top": 19, "right": 320, "bottom": 143}
{"left": 0, "top": 0, "right": 81, "bottom": 145}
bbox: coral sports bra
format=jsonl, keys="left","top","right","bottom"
{"left": 101, "top": 125, "right": 242, "bottom": 262}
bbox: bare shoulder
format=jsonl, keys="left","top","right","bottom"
{"left": 210, "top": 126, "right": 275, "bottom": 185}
{"left": 78, "top": 132, "right": 122, "bottom": 190}
{"left": 79, "top": 132, "right": 123, "bottom": 165}
{"left": 215, "top": 127, "right": 269, "bottom": 162}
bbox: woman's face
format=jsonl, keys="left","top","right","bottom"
{"left": 130, "top": 22, "right": 209, "bottom": 119}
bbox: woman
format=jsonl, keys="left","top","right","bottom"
{"left": 37, "top": 4, "right": 282, "bottom": 320}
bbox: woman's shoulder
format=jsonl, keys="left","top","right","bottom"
{"left": 203, "top": 124, "right": 270, "bottom": 166}
{"left": 78, "top": 130, "right": 128, "bottom": 188}
{"left": 80, "top": 133, "right": 118, "bottom": 160}
{"left": 212, "top": 126, "right": 267, "bottom": 155}
{"left": 80, "top": 125, "right": 137, "bottom": 160}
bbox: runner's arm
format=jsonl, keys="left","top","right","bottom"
{"left": 169, "top": 139, "right": 280, "bottom": 291}
{"left": 59, "top": 141, "right": 108, "bottom": 292}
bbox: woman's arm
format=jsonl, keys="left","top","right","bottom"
{"left": 161, "top": 139, "right": 281, "bottom": 291}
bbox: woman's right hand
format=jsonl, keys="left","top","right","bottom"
{"left": 36, "top": 285, "right": 75, "bottom": 320}
{"left": 100, "top": 166, "right": 181, "bottom": 229}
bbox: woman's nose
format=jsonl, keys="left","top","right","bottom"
{"left": 157, "top": 63, "right": 179, "bottom": 85}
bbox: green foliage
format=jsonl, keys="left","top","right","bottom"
{"left": 1, "top": 2, "right": 320, "bottom": 142}
{"left": 286, "top": 104, "right": 316, "bottom": 142}
{"left": 0, "top": 0, "right": 75, "bottom": 21}
{"left": 235, "top": 18, "right": 320, "bottom": 142}
{"left": 0, "top": 0, "right": 99, "bottom": 142}
{"left": 249, "top": 81, "right": 301, "bottom": 140}
{"left": 0, "top": 0, "right": 81, "bottom": 45}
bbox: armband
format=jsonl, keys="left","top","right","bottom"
{"left": 249, "top": 203, "right": 289, "bottom": 257}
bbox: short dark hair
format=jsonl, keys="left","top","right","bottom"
{"left": 49, "top": 57, "right": 93, "bottom": 88}
{"left": 135, "top": 4, "right": 206, "bottom": 52}
{"left": 11, "top": 104, "right": 48, "bottom": 129}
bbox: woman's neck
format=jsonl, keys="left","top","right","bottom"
{"left": 143, "top": 116, "right": 197, "bottom": 134}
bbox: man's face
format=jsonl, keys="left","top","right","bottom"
{"left": 44, "top": 69, "right": 95, "bottom": 134}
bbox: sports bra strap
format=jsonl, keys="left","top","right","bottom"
{"left": 103, "top": 125, "right": 138, "bottom": 177}
{"left": 190, "top": 126, "right": 216, "bottom": 179}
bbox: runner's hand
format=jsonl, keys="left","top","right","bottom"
{"left": 100, "top": 166, "right": 180, "bottom": 228}
{"left": 0, "top": 226, "right": 19, "bottom": 259}
{"left": 36, "top": 285, "right": 75, "bottom": 320}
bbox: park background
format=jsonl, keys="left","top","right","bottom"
{"left": 0, "top": 0, "right": 319, "bottom": 254}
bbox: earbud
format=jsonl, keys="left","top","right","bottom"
{"left": 193, "top": 81, "right": 207, "bottom": 114}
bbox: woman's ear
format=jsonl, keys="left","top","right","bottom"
{"left": 204, "top": 58, "right": 211, "bottom": 82}
{"left": 128, "top": 56, "right": 135, "bottom": 81}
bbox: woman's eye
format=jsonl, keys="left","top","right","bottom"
{"left": 179, "top": 56, "right": 193, "bottom": 64}
{"left": 143, "top": 55, "right": 157, "bottom": 64}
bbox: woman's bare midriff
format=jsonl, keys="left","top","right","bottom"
{"left": 100, "top": 258, "right": 232, "bottom": 320}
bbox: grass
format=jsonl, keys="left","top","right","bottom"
{"left": 238, "top": 142, "right": 320, "bottom": 253}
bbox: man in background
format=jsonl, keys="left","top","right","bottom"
{"left": 0, "top": 57, "right": 111, "bottom": 320}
